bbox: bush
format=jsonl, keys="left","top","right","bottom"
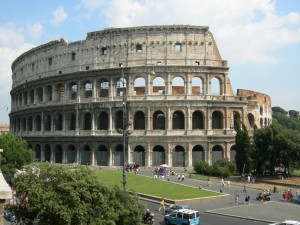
{"left": 193, "top": 159, "right": 236, "bottom": 177}
{"left": 193, "top": 161, "right": 210, "bottom": 175}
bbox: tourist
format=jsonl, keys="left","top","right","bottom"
{"left": 158, "top": 198, "right": 166, "bottom": 212}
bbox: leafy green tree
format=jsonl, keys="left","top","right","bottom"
{"left": 12, "top": 163, "right": 145, "bottom": 225}
{"left": 288, "top": 110, "right": 299, "bottom": 118}
{"left": 234, "top": 120, "right": 253, "bottom": 175}
{"left": 0, "top": 133, "right": 34, "bottom": 178}
{"left": 272, "top": 106, "right": 287, "bottom": 115}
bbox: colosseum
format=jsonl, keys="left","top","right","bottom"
{"left": 10, "top": 25, "right": 272, "bottom": 168}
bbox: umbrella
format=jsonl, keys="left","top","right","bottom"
{"left": 160, "top": 164, "right": 170, "bottom": 168}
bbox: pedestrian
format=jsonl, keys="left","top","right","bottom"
{"left": 245, "top": 193, "right": 250, "bottom": 204}
{"left": 178, "top": 174, "right": 181, "bottom": 181}
{"left": 221, "top": 178, "right": 225, "bottom": 187}
{"left": 235, "top": 191, "right": 240, "bottom": 204}
{"left": 158, "top": 198, "right": 166, "bottom": 212}
{"left": 243, "top": 182, "right": 247, "bottom": 193}
{"left": 207, "top": 177, "right": 212, "bottom": 187}
{"left": 198, "top": 184, "right": 202, "bottom": 189}
{"left": 181, "top": 174, "right": 185, "bottom": 182}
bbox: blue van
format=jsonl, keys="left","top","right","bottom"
{"left": 164, "top": 209, "right": 200, "bottom": 225}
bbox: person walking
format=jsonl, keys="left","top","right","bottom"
{"left": 158, "top": 198, "right": 166, "bottom": 212}
{"left": 181, "top": 174, "right": 185, "bottom": 182}
{"left": 235, "top": 191, "right": 240, "bottom": 204}
{"left": 245, "top": 193, "right": 250, "bottom": 204}
{"left": 207, "top": 177, "right": 212, "bottom": 187}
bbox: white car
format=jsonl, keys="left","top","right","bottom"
{"left": 269, "top": 220, "right": 300, "bottom": 225}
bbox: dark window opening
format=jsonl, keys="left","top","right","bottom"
{"left": 48, "top": 57, "right": 52, "bottom": 66}
{"left": 101, "top": 47, "right": 107, "bottom": 55}
{"left": 136, "top": 44, "right": 143, "bottom": 53}
{"left": 71, "top": 52, "right": 76, "bottom": 60}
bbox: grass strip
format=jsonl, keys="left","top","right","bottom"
{"left": 96, "top": 170, "right": 221, "bottom": 200}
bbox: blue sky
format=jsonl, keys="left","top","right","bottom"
{"left": 0, "top": 0, "right": 300, "bottom": 124}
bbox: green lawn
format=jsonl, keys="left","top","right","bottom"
{"left": 293, "top": 170, "right": 300, "bottom": 176}
{"left": 96, "top": 170, "right": 221, "bottom": 200}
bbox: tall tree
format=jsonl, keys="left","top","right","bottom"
{"left": 0, "top": 133, "right": 34, "bottom": 178}
{"left": 234, "top": 120, "right": 253, "bottom": 175}
{"left": 12, "top": 163, "right": 145, "bottom": 225}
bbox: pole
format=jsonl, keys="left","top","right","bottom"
{"left": 122, "top": 70, "right": 127, "bottom": 192}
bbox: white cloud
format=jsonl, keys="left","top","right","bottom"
{"left": 27, "top": 22, "right": 43, "bottom": 39}
{"left": 83, "top": 0, "right": 300, "bottom": 65}
{"left": 50, "top": 6, "right": 68, "bottom": 26}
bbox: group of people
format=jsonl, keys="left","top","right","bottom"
{"left": 177, "top": 174, "right": 185, "bottom": 182}
{"left": 282, "top": 190, "right": 293, "bottom": 201}
{"left": 235, "top": 191, "right": 251, "bottom": 205}
{"left": 152, "top": 167, "right": 170, "bottom": 179}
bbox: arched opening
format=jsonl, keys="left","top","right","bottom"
{"left": 80, "top": 145, "right": 91, "bottom": 165}
{"left": 29, "top": 89, "right": 34, "bottom": 104}
{"left": 28, "top": 116, "right": 33, "bottom": 131}
{"left": 134, "top": 111, "right": 145, "bottom": 130}
{"left": 54, "top": 144, "right": 63, "bottom": 163}
{"left": 233, "top": 111, "right": 241, "bottom": 129}
{"left": 46, "top": 85, "right": 52, "bottom": 101}
{"left": 115, "top": 110, "right": 124, "bottom": 130}
{"left": 97, "top": 112, "right": 109, "bottom": 130}
{"left": 134, "top": 77, "right": 146, "bottom": 95}
{"left": 152, "top": 145, "right": 165, "bottom": 166}
{"left": 212, "top": 145, "right": 223, "bottom": 164}
{"left": 260, "top": 106, "right": 263, "bottom": 115}
{"left": 247, "top": 113, "right": 255, "bottom": 128}
{"left": 66, "top": 145, "right": 76, "bottom": 163}
{"left": 68, "top": 113, "right": 76, "bottom": 130}
{"left": 44, "top": 144, "right": 51, "bottom": 162}
{"left": 34, "top": 144, "right": 41, "bottom": 161}
{"left": 114, "top": 144, "right": 125, "bottom": 166}
{"left": 35, "top": 115, "right": 41, "bottom": 131}
{"left": 172, "top": 76, "right": 185, "bottom": 95}
{"left": 37, "top": 87, "right": 43, "bottom": 103}
{"left": 172, "top": 145, "right": 185, "bottom": 167}
{"left": 98, "top": 79, "right": 109, "bottom": 97}
{"left": 212, "top": 111, "right": 223, "bottom": 129}
{"left": 69, "top": 82, "right": 78, "bottom": 100}
{"left": 44, "top": 114, "right": 51, "bottom": 131}
{"left": 192, "top": 111, "right": 204, "bottom": 129}
{"left": 83, "top": 113, "right": 92, "bottom": 130}
{"left": 153, "top": 111, "right": 165, "bottom": 130}
{"left": 97, "top": 145, "right": 108, "bottom": 166}
{"left": 84, "top": 81, "right": 93, "bottom": 98}
{"left": 192, "top": 145, "right": 204, "bottom": 164}
{"left": 211, "top": 77, "right": 221, "bottom": 95}
{"left": 152, "top": 77, "right": 165, "bottom": 94}
{"left": 192, "top": 77, "right": 203, "bottom": 95}
{"left": 22, "top": 117, "right": 26, "bottom": 131}
{"left": 230, "top": 145, "right": 236, "bottom": 162}
{"left": 54, "top": 114, "right": 63, "bottom": 131}
{"left": 172, "top": 111, "right": 185, "bottom": 129}
{"left": 260, "top": 118, "right": 263, "bottom": 128}
{"left": 133, "top": 145, "right": 145, "bottom": 166}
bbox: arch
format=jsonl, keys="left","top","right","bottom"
{"left": 116, "top": 77, "right": 127, "bottom": 96}
{"left": 66, "top": 144, "right": 76, "bottom": 163}
{"left": 152, "top": 145, "right": 165, "bottom": 166}
{"left": 23, "top": 91, "right": 28, "bottom": 105}
{"left": 83, "top": 113, "right": 92, "bottom": 130}
{"left": 172, "top": 145, "right": 185, "bottom": 167}
{"left": 83, "top": 80, "right": 93, "bottom": 98}
{"left": 113, "top": 144, "right": 125, "bottom": 166}
{"left": 34, "top": 144, "right": 41, "bottom": 161}
{"left": 44, "top": 114, "right": 51, "bottom": 131}
{"left": 29, "top": 89, "right": 34, "bottom": 104}
{"left": 44, "top": 144, "right": 51, "bottom": 162}
{"left": 264, "top": 118, "right": 268, "bottom": 127}
{"left": 134, "top": 77, "right": 146, "bottom": 95}
{"left": 67, "top": 113, "right": 76, "bottom": 130}
{"left": 172, "top": 111, "right": 185, "bottom": 129}
{"left": 56, "top": 84, "right": 65, "bottom": 101}
{"left": 54, "top": 114, "right": 63, "bottom": 131}
{"left": 172, "top": 76, "right": 185, "bottom": 95}
{"left": 152, "top": 77, "right": 165, "bottom": 94}
{"left": 212, "top": 145, "right": 223, "bottom": 164}
{"left": 98, "top": 78, "right": 109, "bottom": 97}
{"left": 46, "top": 85, "right": 53, "bottom": 101}
{"left": 260, "top": 118, "right": 263, "bottom": 128}
{"left": 260, "top": 106, "right": 263, "bottom": 115}
{"left": 134, "top": 111, "right": 145, "bottom": 130}
{"left": 28, "top": 116, "right": 33, "bottom": 131}
{"left": 192, "top": 77, "right": 203, "bottom": 95}
{"left": 54, "top": 144, "right": 63, "bottom": 163}
{"left": 97, "top": 112, "right": 109, "bottom": 130}
{"left": 211, "top": 77, "right": 221, "bottom": 95}
{"left": 212, "top": 111, "right": 223, "bottom": 129}
{"left": 192, "top": 111, "right": 204, "bottom": 129}
{"left": 133, "top": 145, "right": 145, "bottom": 166}
{"left": 21, "top": 117, "right": 26, "bottom": 131}
{"left": 233, "top": 111, "right": 241, "bottom": 129}
{"left": 192, "top": 145, "right": 205, "bottom": 164}
{"left": 69, "top": 82, "right": 78, "bottom": 100}
{"left": 230, "top": 145, "right": 236, "bottom": 162}
{"left": 37, "top": 87, "right": 43, "bottom": 103}
{"left": 97, "top": 145, "right": 108, "bottom": 166}
{"left": 80, "top": 145, "right": 91, "bottom": 165}
{"left": 115, "top": 110, "right": 124, "bottom": 130}
{"left": 35, "top": 115, "right": 41, "bottom": 131}
{"left": 247, "top": 113, "right": 255, "bottom": 128}
{"left": 153, "top": 111, "right": 165, "bottom": 130}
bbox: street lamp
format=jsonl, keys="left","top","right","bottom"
{"left": 117, "top": 69, "right": 132, "bottom": 192}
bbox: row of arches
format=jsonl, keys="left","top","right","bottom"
{"left": 30, "top": 143, "right": 237, "bottom": 167}
{"left": 11, "top": 109, "right": 248, "bottom": 132}
{"left": 12, "top": 74, "right": 224, "bottom": 109}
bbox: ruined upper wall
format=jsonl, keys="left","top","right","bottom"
{"left": 11, "top": 25, "right": 227, "bottom": 87}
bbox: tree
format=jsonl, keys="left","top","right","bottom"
{"left": 12, "top": 163, "right": 145, "bottom": 225}
{"left": 234, "top": 120, "right": 253, "bottom": 175}
{"left": 0, "top": 133, "right": 34, "bottom": 178}
{"left": 288, "top": 110, "right": 299, "bottom": 119}
{"left": 272, "top": 106, "right": 287, "bottom": 115}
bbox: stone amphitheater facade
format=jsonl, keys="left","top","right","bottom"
{"left": 10, "top": 25, "right": 271, "bottom": 167}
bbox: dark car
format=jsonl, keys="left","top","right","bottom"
{"left": 164, "top": 204, "right": 190, "bottom": 214}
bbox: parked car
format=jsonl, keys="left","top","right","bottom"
{"left": 164, "top": 209, "right": 200, "bottom": 225}
{"left": 164, "top": 204, "right": 190, "bottom": 214}
{"left": 269, "top": 220, "right": 300, "bottom": 225}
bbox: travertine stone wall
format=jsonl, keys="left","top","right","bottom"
{"left": 10, "top": 25, "right": 272, "bottom": 168}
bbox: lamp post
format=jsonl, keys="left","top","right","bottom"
{"left": 117, "top": 69, "right": 132, "bottom": 192}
